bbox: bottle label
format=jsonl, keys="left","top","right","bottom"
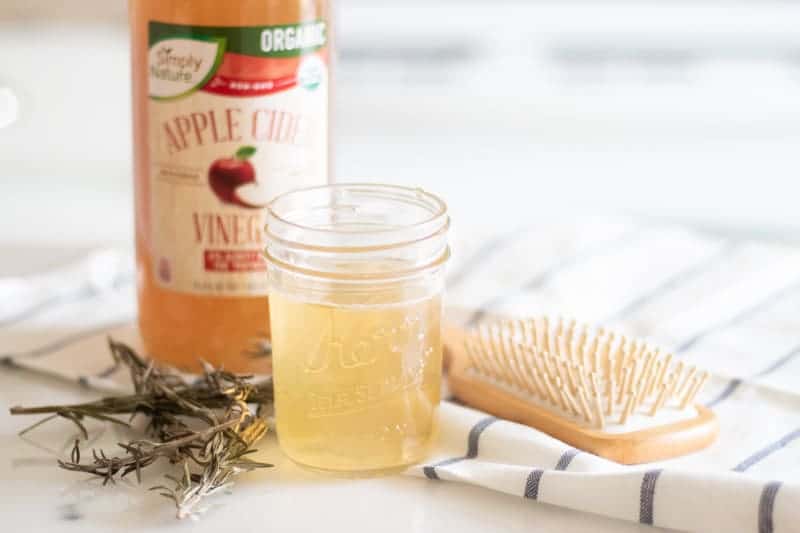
{"left": 147, "top": 20, "right": 328, "bottom": 296}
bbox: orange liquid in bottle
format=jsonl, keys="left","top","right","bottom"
{"left": 129, "top": 0, "right": 330, "bottom": 372}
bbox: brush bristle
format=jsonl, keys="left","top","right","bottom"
{"left": 464, "top": 316, "right": 709, "bottom": 429}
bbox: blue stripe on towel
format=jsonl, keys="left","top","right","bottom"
{"left": 757, "top": 345, "right": 800, "bottom": 377}
{"left": 706, "top": 343, "right": 800, "bottom": 408}
{"left": 447, "top": 226, "right": 529, "bottom": 289}
{"left": 758, "top": 481, "right": 782, "bottom": 533}
{"left": 522, "top": 448, "right": 581, "bottom": 501}
{"left": 467, "top": 229, "right": 644, "bottom": 326}
{"left": 705, "top": 379, "right": 743, "bottom": 408}
{"left": 639, "top": 469, "right": 663, "bottom": 525}
{"left": 2, "top": 319, "right": 133, "bottom": 360}
{"left": 604, "top": 241, "right": 737, "bottom": 323}
{"left": 423, "top": 416, "right": 498, "bottom": 480}
{"left": 676, "top": 282, "right": 800, "bottom": 353}
{"left": 523, "top": 469, "right": 545, "bottom": 500}
{"left": 733, "top": 428, "right": 800, "bottom": 472}
{"left": 555, "top": 448, "right": 580, "bottom": 471}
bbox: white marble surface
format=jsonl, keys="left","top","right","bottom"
{"left": 0, "top": 357, "right": 669, "bottom": 533}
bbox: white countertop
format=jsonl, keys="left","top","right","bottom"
{"left": 0, "top": 249, "right": 672, "bottom": 533}
{"left": 0, "top": 346, "right": 668, "bottom": 533}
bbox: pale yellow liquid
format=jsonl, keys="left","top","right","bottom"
{"left": 270, "top": 291, "right": 442, "bottom": 474}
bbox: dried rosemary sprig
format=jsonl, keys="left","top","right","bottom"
{"left": 9, "top": 338, "right": 274, "bottom": 519}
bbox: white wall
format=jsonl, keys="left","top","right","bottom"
{"left": 1, "top": 1, "right": 799, "bottom": 246}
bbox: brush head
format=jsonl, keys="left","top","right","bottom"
{"left": 462, "top": 316, "right": 709, "bottom": 430}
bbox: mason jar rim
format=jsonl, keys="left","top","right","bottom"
{"left": 264, "top": 243, "right": 451, "bottom": 282}
{"left": 265, "top": 182, "right": 449, "bottom": 252}
{"left": 264, "top": 182, "right": 450, "bottom": 282}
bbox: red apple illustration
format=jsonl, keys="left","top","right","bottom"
{"left": 208, "top": 146, "right": 267, "bottom": 208}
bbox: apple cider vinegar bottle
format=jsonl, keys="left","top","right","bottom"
{"left": 129, "top": 0, "right": 330, "bottom": 372}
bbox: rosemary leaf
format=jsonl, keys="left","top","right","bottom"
{"left": 9, "top": 338, "right": 275, "bottom": 519}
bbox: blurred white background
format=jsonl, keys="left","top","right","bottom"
{"left": 1, "top": 0, "right": 800, "bottom": 249}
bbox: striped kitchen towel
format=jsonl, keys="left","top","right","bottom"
{"left": 2, "top": 219, "right": 799, "bottom": 533}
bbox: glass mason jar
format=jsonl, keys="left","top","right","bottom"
{"left": 264, "top": 183, "right": 450, "bottom": 474}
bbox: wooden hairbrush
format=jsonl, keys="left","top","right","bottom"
{"left": 444, "top": 316, "right": 719, "bottom": 464}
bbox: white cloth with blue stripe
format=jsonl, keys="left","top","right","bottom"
{"left": 2, "top": 219, "right": 799, "bottom": 533}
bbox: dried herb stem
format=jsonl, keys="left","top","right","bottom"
{"left": 9, "top": 338, "right": 274, "bottom": 519}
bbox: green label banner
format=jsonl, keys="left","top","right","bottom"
{"left": 149, "top": 20, "right": 327, "bottom": 58}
